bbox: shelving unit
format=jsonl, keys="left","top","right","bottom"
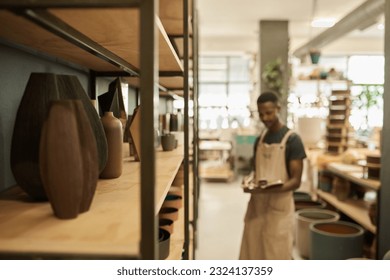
{"left": 318, "top": 160, "right": 380, "bottom": 257}
{"left": 326, "top": 162, "right": 380, "bottom": 191}
{"left": 0, "top": 0, "right": 197, "bottom": 260}
{"left": 317, "top": 190, "right": 376, "bottom": 234}
{"left": 326, "top": 90, "right": 351, "bottom": 154}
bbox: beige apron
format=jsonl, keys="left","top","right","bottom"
{"left": 239, "top": 129, "right": 294, "bottom": 260}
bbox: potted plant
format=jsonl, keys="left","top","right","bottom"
{"left": 353, "top": 84, "right": 383, "bottom": 133}
{"left": 309, "top": 48, "right": 321, "bottom": 64}
{"left": 262, "top": 57, "right": 284, "bottom": 98}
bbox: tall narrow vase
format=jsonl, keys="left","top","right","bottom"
{"left": 40, "top": 100, "right": 99, "bottom": 219}
{"left": 100, "top": 112, "right": 123, "bottom": 179}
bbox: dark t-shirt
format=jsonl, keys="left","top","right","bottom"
{"left": 253, "top": 126, "right": 307, "bottom": 176}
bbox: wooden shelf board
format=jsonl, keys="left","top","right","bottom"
{"left": 0, "top": 145, "right": 183, "bottom": 258}
{"left": 327, "top": 162, "right": 380, "bottom": 190}
{"left": 317, "top": 190, "right": 376, "bottom": 234}
{"left": 0, "top": 10, "right": 118, "bottom": 72}
{"left": 159, "top": 0, "right": 193, "bottom": 36}
{"left": 51, "top": 8, "right": 183, "bottom": 73}
{"left": 124, "top": 76, "right": 184, "bottom": 90}
{"left": 166, "top": 204, "right": 184, "bottom": 260}
{"left": 0, "top": 8, "right": 184, "bottom": 73}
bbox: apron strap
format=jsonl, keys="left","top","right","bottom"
{"left": 259, "top": 129, "right": 267, "bottom": 144}
{"left": 281, "top": 129, "right": 294, "bottom": 146}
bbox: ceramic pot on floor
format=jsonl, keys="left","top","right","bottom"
{"left": 295, "top": 208, "right": 340, "bottom": 259}
{"left": 310, "top": 221, "right": 364, "bottom": 260}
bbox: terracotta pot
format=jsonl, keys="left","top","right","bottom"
{"left": 168, "top": 186, "right": 183, "bottom": 197}
{"left": 159, "top": 207, "right": 179, "bottom": 221}
{"left": 40, "top": 100, "right": 98, "bottom": 219}
{"left": 310, "top": 221, "right": 364, "bottom": 260}
{"left": 100, "top": 112, "right": 123, "bottom": 179}
{"left": 159, "top": 218, "right": 174, "bottom": 234}
{"left": 163, "top": 194, "right": 183, "bottom": 209}
{"left": 295, "top": 208, "right": 340, "bottom": 259}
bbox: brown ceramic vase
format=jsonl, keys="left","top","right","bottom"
{"left": 11, "top": 73, "right": 107, "bottom": 201}
{"left": 40, "top": 100, "right": 99, "bottom": 219}
{"left": 100, "top": 112, "right": 123, "bottom": 179}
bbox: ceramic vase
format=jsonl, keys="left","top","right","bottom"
{"left": 169, "top": 113, "right": 178, "bottom": 131}
{"left": 11, "top": 73, "right": 107, "bottom": 201}
{"left": 56, "top": 75, "right": 108, "bottom": 173}
{"left": 40, "top": 100, "right": 99, "bottom": 219}
{"left": 72, "top": 101, "right": 99, "bottom": 213}
{"left": 11, "top": 73, "right": 59, "bottom": 200}
{"left": 98, "top": 78, "right": 126, "bottom": 119}
{"left": 100, "top": 112, "right": 123, "bottom": 179}
{"left": 310, "top": 221, "right": 364, "bottom": 260}
{"left": 161, "top": 134, "right": 175, "bottom": 151}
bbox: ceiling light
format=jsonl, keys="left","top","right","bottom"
{"left": 311, "top": 18, "right": 336, "bottom": 28}
{"left": 377, "top": 23, "right": 384, "bottom": 30}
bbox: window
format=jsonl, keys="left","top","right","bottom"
{"left": 199, "top": 55, "right": 252, "bottom": 130}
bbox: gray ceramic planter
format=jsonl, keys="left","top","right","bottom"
{"left": 295, "top": 208, "right": 340, "bottom": 259}
{"left": 310, "top": 221, "right": 364, "bottom": 260}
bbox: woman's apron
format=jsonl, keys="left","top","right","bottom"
{"left": 239, "top": 130, "right": 294, "bottom": 260}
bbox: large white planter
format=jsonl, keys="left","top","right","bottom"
{"left": 295, "top": 208, "right": 340, "bottom": 259}
{"left": 297, "top": 117, "right": 324, "bottom": 147}
{"left": 310, "top": 221, "right": 364, "bottom": 260}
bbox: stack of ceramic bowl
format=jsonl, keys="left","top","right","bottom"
{"left": 326, "top": 90, "right": 351, "bottom": 154}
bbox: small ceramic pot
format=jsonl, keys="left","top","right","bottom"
{"left": 159, "top": 207, "right": 179, "bottom": 221}
{"left": 163, "top": 194, "right": 183, "bottom": 209}
{"left": 168, "top": 186, "right": 183, "bottom": 197}
{"left": 161, "top": 134, "right": 175, "bottom": 151}
{"left": 295, "top": 200, "right": 326, "bottom": 211}
{"left": 159, "top": 228, "right": 171, "bottom": 260}
{"left": 159, "top": 218, "right": 174, "bottom": 234}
